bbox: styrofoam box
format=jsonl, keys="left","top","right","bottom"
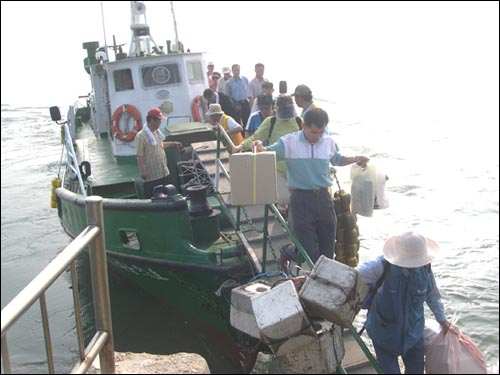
{"left": 274, "top": 320, "right": 345, "bottom": 374}
{"left": 252, "top": 280, "right": 311, "bottom": 344}
{"left": 299, "top": 255, "right": 369, "bottom": 327}
{"left": 230, "top": 282, "right": 271, "bottom": 338}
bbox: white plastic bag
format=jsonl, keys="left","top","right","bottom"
{"left": 424, "top": 319, "right": 441, "bottom": 345}
{"left": 350, "top": 164, "right": 375, "bottom": 217}
{"left": 425, "top": 325, "right": 487, "bottom": 374}
{"left": 373, "top": 166, "right": 389, "bottom": 209}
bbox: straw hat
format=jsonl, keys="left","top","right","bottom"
{"left": 383, "top": 231, "right": 440, "bottom": 268}
{"left": 206, "top": 103, "right": 224, "bottom": 116}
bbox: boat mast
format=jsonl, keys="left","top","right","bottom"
{"left": 100, "top": 2, "right": 108, "bottom": 58}
{"left": 170, "top": 1, "right": 181, "bottom": 52}
{"left": 129, "top": 1, "right": 160, "bottom": 57}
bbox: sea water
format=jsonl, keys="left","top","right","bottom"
{"left": 1, "top": 103, "right": 498, "bottom": 373}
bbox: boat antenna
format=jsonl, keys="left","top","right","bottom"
{"left": 100, "top": 2, "right": 109, "bottom": 59}
{"left": 170, "top": 1, "right": 181, "bottom": 52}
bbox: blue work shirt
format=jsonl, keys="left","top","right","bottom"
{"left": 357, "top": 256, "right": 447, "bottom": 355}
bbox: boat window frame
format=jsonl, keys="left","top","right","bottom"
{"left": 186, "top": 60, "right": 204, "bottom": 84}
{"left": 140, "top": 62, "right": 181, "bottom": 89}
{"left": 113, "top": 68, "right": 135, "bottom": 92}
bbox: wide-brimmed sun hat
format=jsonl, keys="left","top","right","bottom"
{"left": 206, "top": 103, "right": 224, "bottom": 116}
{"left": 383, "top": 231, "right": 440, "bottom": 268}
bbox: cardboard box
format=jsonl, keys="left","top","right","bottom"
{"left": 229, "top": 151, "right": 277, "bottom": 205}
{"left": 299, "top": 255, "right": 369, "bottom": 327}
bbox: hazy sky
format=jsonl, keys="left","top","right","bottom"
{"left": 2, "top": 1, "right": 499, "bottom": 115}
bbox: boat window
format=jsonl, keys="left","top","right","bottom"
{"left": 113, "top": 69, "right": 134, "bottom": 91}
{"left": 142, "top": 64, "right": 180, "bottom": 87}
{"left": 186, "top": 61, "right": 204, "bottom": 84}
{"left": 119, "top": 230, "right": 141, "bottom": 250}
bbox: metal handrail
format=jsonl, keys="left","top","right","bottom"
{"left": 1, "top": 196, "right": 115, "bottom": 374}
{"left": 214, "top": 122, "right": 235, "bottom": 193}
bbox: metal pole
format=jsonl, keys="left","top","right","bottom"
{"left": 70, "top": 261, "right": 86, "bottom": 361}
{"left": 39, "top": 293, "right": 55, "bottom": 373}
{"left": 261, "top": 205, "right": 270, "bottom": 273}
{"left": 85, "top": 196, "right": 115, "bottom": 374}
{"left": 1, "top": 335, "right": 12, "bottom": 374}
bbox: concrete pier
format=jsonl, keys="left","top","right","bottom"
{"left": 90, "top": 351, "right": 210, "bottom": 374}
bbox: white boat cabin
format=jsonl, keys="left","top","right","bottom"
{"left": 83, "top": 1, "right": 208, "bottom": 157}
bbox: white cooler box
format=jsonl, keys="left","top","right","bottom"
{"left": 230, "top": 280, "right": 312, "bottom": 344}
{"left": 298, "top": 255, "right": 368, "bottom": 327}
{"left": 275, "top": 319, "right": 345, "bottom": 373}
{"left": 230, "top": 281, "right": 271, "bottom": 338}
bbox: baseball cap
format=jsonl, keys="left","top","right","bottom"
{"left": 291, "top": 84, "right": 312, "bottom": 98}
{"left": 147, "top": 108, "right": 167, "bottom": 119}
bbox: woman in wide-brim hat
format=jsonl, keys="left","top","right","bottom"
{"left": 357, "top": 231, "right": 451, "bottom": 374}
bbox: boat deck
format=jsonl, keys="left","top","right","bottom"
{"left": 190, "top": 140, "right": 296, "bottom": 274}
{"left": 74, "top": 124, "right": 139, "bottom": 189}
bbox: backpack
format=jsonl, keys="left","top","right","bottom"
{"left": 267, "top": 116, "right": 302, "bottom": 140}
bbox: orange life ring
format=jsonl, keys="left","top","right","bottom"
{"left": 111, "top": 104, "right": 142, "bottom": 142}
{"left": 191, "top": 95, "right": 203, "bottom": 122}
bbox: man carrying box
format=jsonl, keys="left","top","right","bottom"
{"left": 252, "top": 108, "right": 369, "bottom": 270}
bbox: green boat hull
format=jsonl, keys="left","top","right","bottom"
{"left": 55, "top": 182, "right": 258, "bottom": 370}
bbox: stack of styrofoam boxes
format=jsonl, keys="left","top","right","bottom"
{"left": 298, "top": 255, "right": 369, "bottom": 327}
{"left": 230, "top": 279, "right": 345, "bottom": 373}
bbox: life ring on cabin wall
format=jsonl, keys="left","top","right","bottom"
{"left": 191, "top": 95, "right": 203, "bottom": 122}
{"left": 111, "top": 104, "right": 142, "bottom": 142}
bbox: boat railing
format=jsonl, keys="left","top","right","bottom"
{"left": 211, "top": 124, "right": 314, "bottom": 272}
{"left": 1, "top": 196, "right": 115, "bottom": 374}
{"left": 62, "top": 121, "right": 87, "bottom": 196}
{"left": 213, "top": 122, "right": 234, "bottom": 193}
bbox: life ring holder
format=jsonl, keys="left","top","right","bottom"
{"left": 111, "top": 104, "right": 142, "bottom": 142}
{"left": 191, "top": 95, "right": 203, "bottom": 122}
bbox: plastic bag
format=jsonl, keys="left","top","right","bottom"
{"left": 423, "top": 319, "right": 441, "bottom": 345}
{"left": 350, "top": 164, "right": 375, "bottom": 217}
{"left": 373, "top": 166, "right": 389, "bottom": 209}
{"left": 425, "top": 325, "right": 487, "bottom": 374}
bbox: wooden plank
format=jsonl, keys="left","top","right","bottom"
{"left": 237, "top": 230, "right": 262, "bottom": 274}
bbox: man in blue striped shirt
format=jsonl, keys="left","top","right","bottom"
{"left": 226, "top": 64, "right": 250, "bottom": 127}
{"left": 253, "top": 108, "right": 369, "bottom": 266}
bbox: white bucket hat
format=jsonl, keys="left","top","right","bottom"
{"left": 383, "top": 231, "right": 440, "bottom": 268}
{"left": 206, "top": 103, "right": 224, "bottom": 116}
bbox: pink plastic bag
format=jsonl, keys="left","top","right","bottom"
{"left": 425, "top": 325, "right": 487, "bottom": 374}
